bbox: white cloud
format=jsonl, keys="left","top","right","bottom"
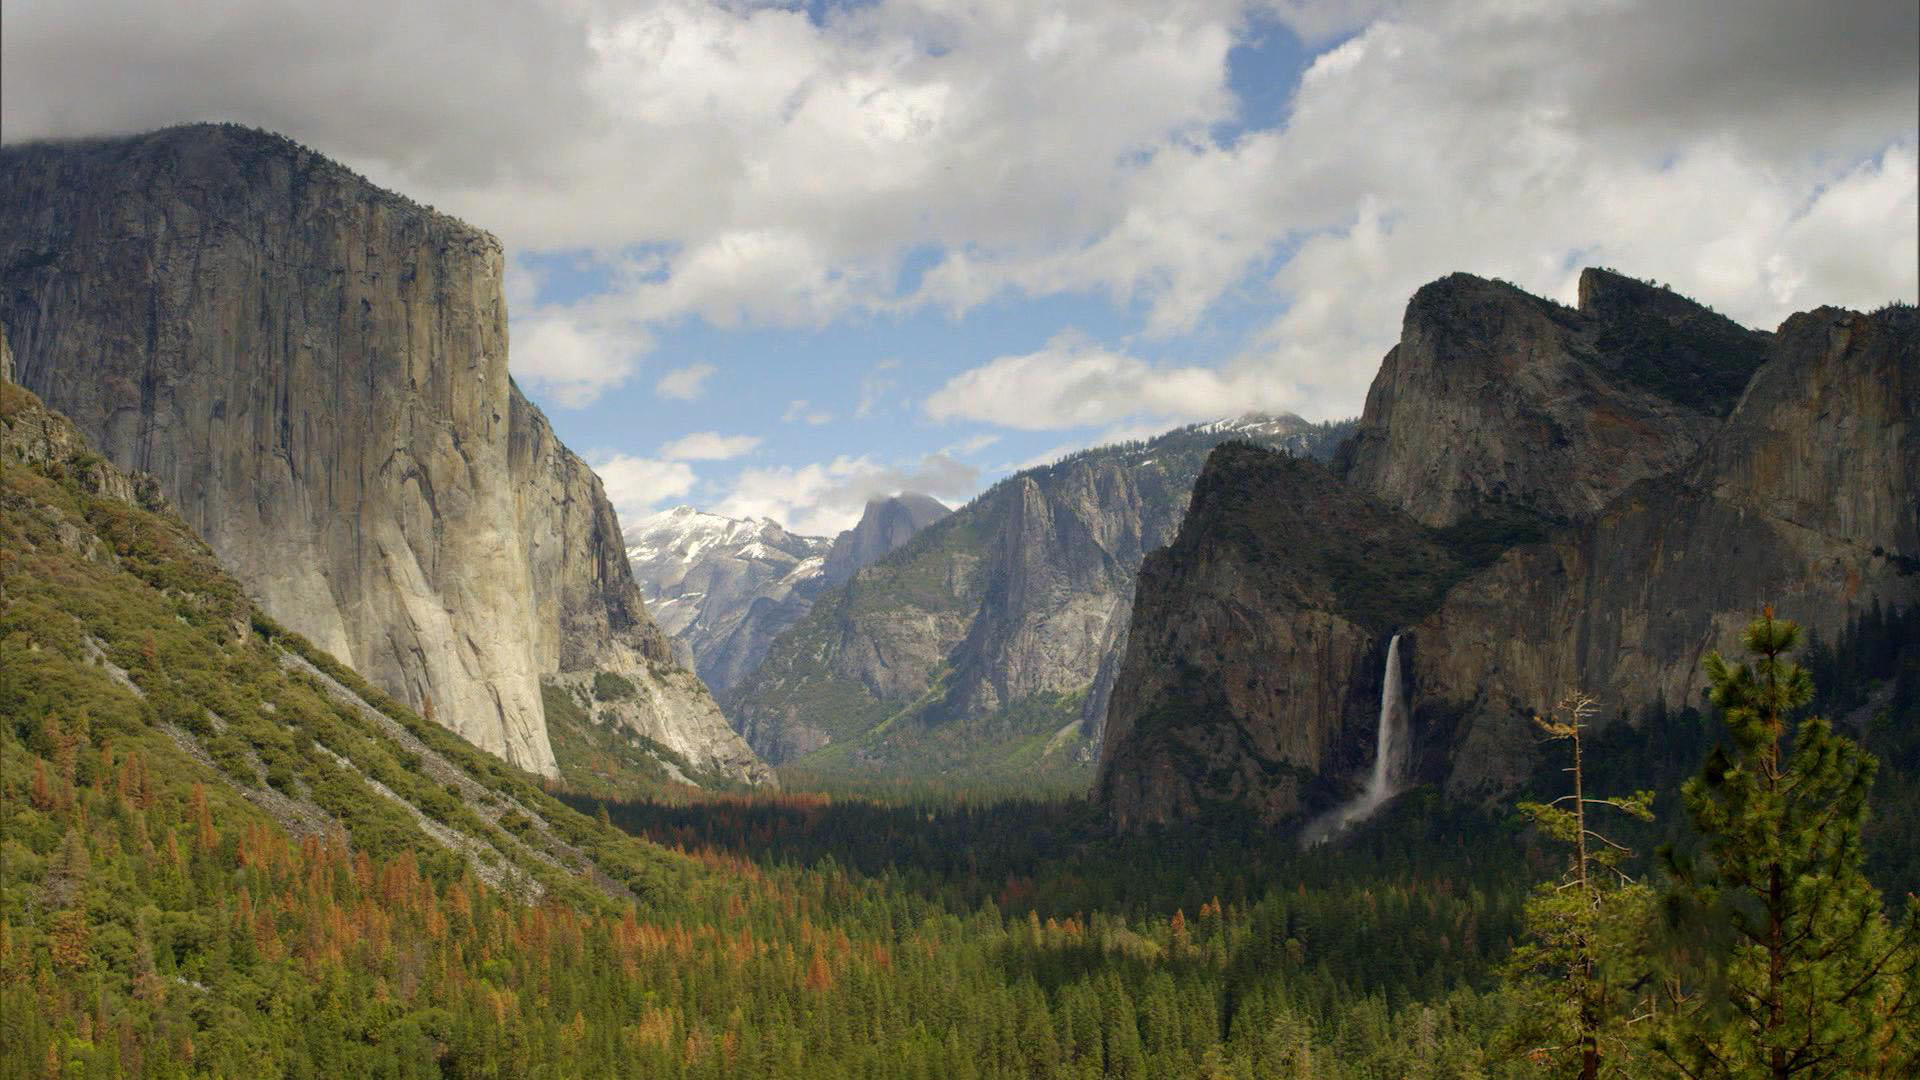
{"left": 925, "top": 330, "right": 1300, "bottom": 431}
{"left": 941, "top": 433, "right": 1001, "bottom": 457}
{"left": 658, "top": 431, "right": 762, "bottom": 461}
{"left": 511, "top": 311, "right": 648, "bottom": 408}
{"left": 716, "top": 453, "right": 978, "bottom": 535}
{"left": 591, "top": 453, "right": 697, "bottom": 524}
{"left": 654, "top": 362, "right": 718, "bottom": 401}
{"left": 855, "top": 357, "right": 901, "bottom": 419}
{"left": 6, "top": 0, "right": 1915, "bottom": 419}
{"left": 1218, "top": 4, "right": 1920, "bottom": 415}
{"left": 4, "top": 0, "right": 1258, "bottom": 344}
{"left": 1769, "top": 146, "right": 1919, "bottom": 313}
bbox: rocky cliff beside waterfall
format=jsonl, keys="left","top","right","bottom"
{"left": 1096, "top": 269, "right": 1918, "bottom": 830}
{"left": 0, "top": 124, "right": 770, "bottom": 787}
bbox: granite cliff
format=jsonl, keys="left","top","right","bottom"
{"left": 0, "top": 124, "right": 767, "bottom": 785}
{"left": 730, "top": 416, "right": 1355, "bottom": 786}
{"left": 2, "top": 324, "right": 164, "bottom": 512}
{"left": 1095, "top": 447, "right": 1474, "bottom": 829}
{"left": 1097, "top": 271, "right": 1917, "bottom": 828}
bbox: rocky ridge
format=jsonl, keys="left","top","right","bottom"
{"left": 1096, "top": 271, "right": 1918, "bottom": 828}
{"left": 821, "top": 493, "right": 952, "bottom": 586}
{"left": 0, "top": 124, "right": 767, "bottom": 786}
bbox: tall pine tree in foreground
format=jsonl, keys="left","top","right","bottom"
{"left": 1504, "top": 691, "right": 1657, "bottom": 1080}
{"left": 1656, "top": 609, "right": 1919, "bottom": 1079}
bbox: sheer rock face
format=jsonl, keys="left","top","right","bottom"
{"left": 1696, "top": 308, "right": 1919, "bottom": 553}
{"left": 1338, "top": 270, "right": 1766, "bottom": 527}
{"left": 1095, "top": 449, "right": 1457, "bottom": 830}
{"left": 1097, "top": 273, "right": 1916, "bottom": 829}
{"left": 0, "top": 125, "right": 766, "bottom": 783}
{"left": 1421, "top": 303, "right": 1920, "bottom": 796}
{"left": 2, "top": 325, "right": 163, "bottom": 512}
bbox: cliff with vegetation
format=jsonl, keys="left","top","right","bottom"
{"left": 1098, "top": 271, "right": 1919, "bottom": 828}
{"left": 0, "top": 124, "right": 766, "bottom": 786}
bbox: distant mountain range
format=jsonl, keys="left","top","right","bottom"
{"left": 627, "top": 495, "right": 950, "bottom": 696}
{"left": 723, "top": 414, "right": 1357, "bottom": 790}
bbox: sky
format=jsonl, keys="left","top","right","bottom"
{"left": 4, "top": 0, "right": 1916, "bottom": 536}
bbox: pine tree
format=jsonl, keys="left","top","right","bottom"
{"left": 1656, "top": 608, "right": 1920, "bottom": 1078}
{"left": 1503, "top": 691, "right": 1656, "bottom": 1079}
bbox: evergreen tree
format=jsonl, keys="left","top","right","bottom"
{"left": 1655, "top": 609, "right": 1920, "bottom": 1079}
{"left": 1503, "top": 691, "right": 1656, "bottom": 1079}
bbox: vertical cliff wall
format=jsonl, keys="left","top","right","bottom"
{"left": 0, "top": 124, "right": 765, "bottom": 783}
{"left": 1097, "top": 272, "right": 1917, "bottom": 828}
{"left": 1418, "top": 302, "right": 1920, "bottom": 795}
{"left": 1094, "top": 447, "right": 1465, "bottom": 829}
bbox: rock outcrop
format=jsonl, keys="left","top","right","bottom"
{"left": 1418, "top": 302, "right": 1919, "bottom": 795}
{"left": 2, "top": 325, "right": 165, "bottom": 511}
{"left": 0, "top": 124, "right": 767, "bottom": 784}
{"left": 1096, "top": 272, "right": 1917, "bottom": 828}
{"left": 1337, "top": 270, "right": 1767, "bottom": 528}
{"left": 730, "top": 415, "right": 1356, "bottom": 785}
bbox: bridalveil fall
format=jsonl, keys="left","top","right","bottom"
{"left": 1301, "top": 634, "right": 1408, "bottom": 846}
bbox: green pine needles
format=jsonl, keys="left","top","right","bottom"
{"left": 1654, "top": 609, "right": 1919, "bottom": 1078}
{"left": 1505, "top": 691, "right": 1659, "bottom": 1079}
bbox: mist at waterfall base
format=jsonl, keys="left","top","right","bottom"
{"left": 1300, "top": 635, "right": 1409, "bottom": 848}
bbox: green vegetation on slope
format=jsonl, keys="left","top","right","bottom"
{"left": 9, "top": 374, "right": 1915, "bottom": 1077}
{"left": 541, "top": 679, "right": 698, "bottom": 803}
{"left": 1580, "top": 268, "right": 1773, "bottom": 416}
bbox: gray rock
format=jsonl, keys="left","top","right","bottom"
{"left": 1338, "top": 270, "right": 1765, "bottom": 527}
{"left": 1422, "top": 302, "right": 1919, "bottom": 796}
{"left": 1095, "top": 272, "right": 1917, "bottom": 828}
{"left": 0, "top": 124, "right": 767, "bottom": 784}
{"left": 822, "top": 494, "right": 952, "bottom": 586}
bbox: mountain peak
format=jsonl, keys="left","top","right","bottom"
{"left": 1577, "top": 265, "right": 1711, "bottom": 322}
{"left": 822, "top": 493, "right": 952, "bottom": 586}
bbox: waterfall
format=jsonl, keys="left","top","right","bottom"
{"left": 1300, "top": 634, "right": 1408, "bottom": 847}
{"left": 1361, "top": 634, "right": 1407, "bottom": 810}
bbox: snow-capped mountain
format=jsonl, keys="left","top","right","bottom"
{"left": 626, "top": 508, "right": 831, "bottom": 687}
{"left": 627, "top": 497, "right": 949, "bottom": 696}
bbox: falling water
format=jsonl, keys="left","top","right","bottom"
{"left": 1300, "top": 634, "right": 1408, "bottom": 847}
{"left": 1361, "top": 634, "right": 1407, "bottom": 810}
